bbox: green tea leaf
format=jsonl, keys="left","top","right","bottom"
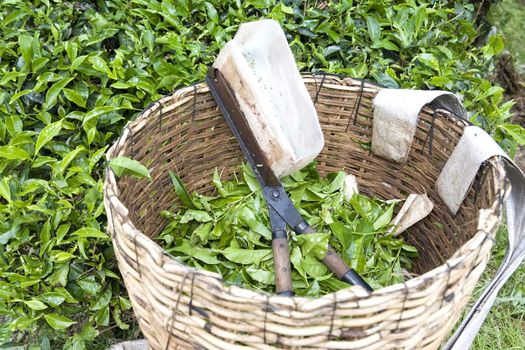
{"left": 89, "top": 287, "right": 111, "bottom": 311}
{"left": 48, "top": 263, "right": 69, "bottom": 287}
{"left": 194, "top": 222, "right": 213, "bottom": 243}
{"left": 88, "top": 56, "right": 116, "bottom": 79}
{"left": 35, "top": 119, "right": 62, "bottom": 155}
{"left": 373, "top": 203, "right": 394, "bottom": 230}
{"left": 169, "top": 170, "right": 195, "bottom": 208}
{"left": 38, "top": 293, "right": 66, "bottom": 307}
{"left": 402, "top": 244, "right": 418, "bottom": 254}
{"left": 474, "top": 86, "right": 504, "bottom": 101}
{"left": 113, "top": 307, "right": 129, "bottom": 331}
{"left": 63, "top": 88, "right": 86, "bottom": 108}
{"left": 246, "top": 265, "right": 274, "bottom": 285}
{"left": 9, "top": 89, "right": 32, "bottom": 104}
{"left": 180, "top": 209, "right": 213, "bottom": 223}
{"left": 170, "top": 241, "right": 220, "bottom": 264}
{"left": 83, "top": 106, "right": 123, "bottom": 126}
{"left": 64, "top": 41, "right": 78, "bottom": 62}
{"left": 366, "top": 16, "right": 381, "bottom": 42}
{"left": 94, "top": 306, "right": 110, "bottom": 327}
{"left": 238, "top": 206, "right": 271, "bottom": 239}
{"left": 72, "top": 227, "right": 108, "bottom": 239}
{"left": 429, "top": 76, "right": 451, "bottom": 87}
{"left": 0, "top": 145, "right": 29, "bottom": 160}
{"left": 290, "top": 246, "right": 307, "bottom": 281}
{"left": 329, "top": 221, "right": 352, "bottom": 250}
{"left": 301, "top": 255, "right": 329, "bottom": 278}
{"left": 223, "top": 247, "right": 272, "bottom": 264}
{"left": 45, "top": 77, "right": 74, "bottom": 109}
{"left": 0, "top": 178, "right": 12, "bottom": 202}
{"left": 296, "top": 232, "right": 330, "bottom": 260}
{"left": 25, "top": 299, "right": 48, "bottom": 311}
{"left": 118, "top": 296, "right": 132, "bottom": 310}
{"left": 417, "top": 53, "right": 439, "bottom": 71}
{"left": 500, "top": 124, "right": 525, "bottom": 144}
{"left": 77, "top": 276, "right": 102, "bottom": 295}
{"left": 204, "top": 2, "right": 218, "bottom": 23}
{"left": 371, "top": 39, "right": 400, "bottom": 51}
{"left": 109, "top": 156, "right": 151, "bottom": 180}
{"left": 44, "top": 313, "right": 76, "bottom": 330}
{"left": 58, "top": 146, "right": 87, "bottom": 174}
{"left": 324, "top": 171, "right": 346, "bottom": 193}
{"left": 18, "top": 34, "right": 34, "bottom": 68}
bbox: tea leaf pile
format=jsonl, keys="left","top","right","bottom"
{"left": 158, "top": 164, "right": 418, "bottom": 296}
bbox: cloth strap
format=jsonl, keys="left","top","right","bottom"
{"left": 371, "top": 89, "right": 466, "bottom": 163}
{"left": 435, "top": 126, "right": 507, "bottom": 214}
{"left": 371, "top": 89, "right": 525, "bottom": 349}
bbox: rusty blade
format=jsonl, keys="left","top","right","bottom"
{"left": 206, "top": 67, "right": 280, "bottom": 187}
{"left": 206, "top": 67, "right": 305, "bottom": 229}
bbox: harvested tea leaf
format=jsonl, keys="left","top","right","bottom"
{"left": 158, "top": 163, "right": 418, "bottom": 295}
{"left": 109, "top": 157, "right": 151, "bottom": 180}
{"left": 169, "top": 171, "right": 195, "bottom": 209}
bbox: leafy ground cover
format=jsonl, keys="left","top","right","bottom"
{"left": 0, "top": 0, "right": 523, "bottom": 348}
{"left": 488, "top": 0, "right": 525, "bottom": 73}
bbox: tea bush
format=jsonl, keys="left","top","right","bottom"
{"left": 0, "top": 0, "right": 523, "bottom": 348}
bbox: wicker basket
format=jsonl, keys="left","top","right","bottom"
{"left": 103, "top": 74, "right": 508, "bottom": 350}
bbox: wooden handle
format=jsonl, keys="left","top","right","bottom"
{"left": 272, "top": 237, "right": 293, "bottom": 295}
{"left": 322, "top": 246, "right": 350, "bottom": 279}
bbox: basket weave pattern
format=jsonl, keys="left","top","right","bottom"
{"left": 104, "top": 75, "right": 507, "bottom": 349}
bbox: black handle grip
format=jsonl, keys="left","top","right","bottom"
{"left": 341, "top": 269, "right": 373, "bottom": 292}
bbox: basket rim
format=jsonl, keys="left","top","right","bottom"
{"left": 103, "top": 74, "right": 509, "bottom": 303}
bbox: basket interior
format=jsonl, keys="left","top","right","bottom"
{"left": 115, "top": 76, "right": 499, "bottom": 274}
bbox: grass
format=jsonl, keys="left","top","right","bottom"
{"left": 473, "top": 2, "right": 525, "bottom": 346}
{"left": 470, "top": 226, "right": 525, "bottom": 349}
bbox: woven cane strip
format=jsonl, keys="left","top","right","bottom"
{"left": 103, "top": 75, "right": 507, "bottom": 349}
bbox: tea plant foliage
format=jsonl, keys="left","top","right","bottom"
{"left": 0, "top": 0, "right": 523, "bottom": 348}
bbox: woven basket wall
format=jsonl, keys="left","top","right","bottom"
{"left": 103, "top": 74, "right": 508, "bottom": 350}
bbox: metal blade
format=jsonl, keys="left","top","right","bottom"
{"left": 206, "top": 68, "right": 305, "bottom": 230}
{"left": 205, "top": 67, "right": 280, "bottom": 187}
{"left": 268, "top": 206, "right": 287, "bottom": 236}
{"left": 263, "top": 186, "right": 306, "bottom": 230}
